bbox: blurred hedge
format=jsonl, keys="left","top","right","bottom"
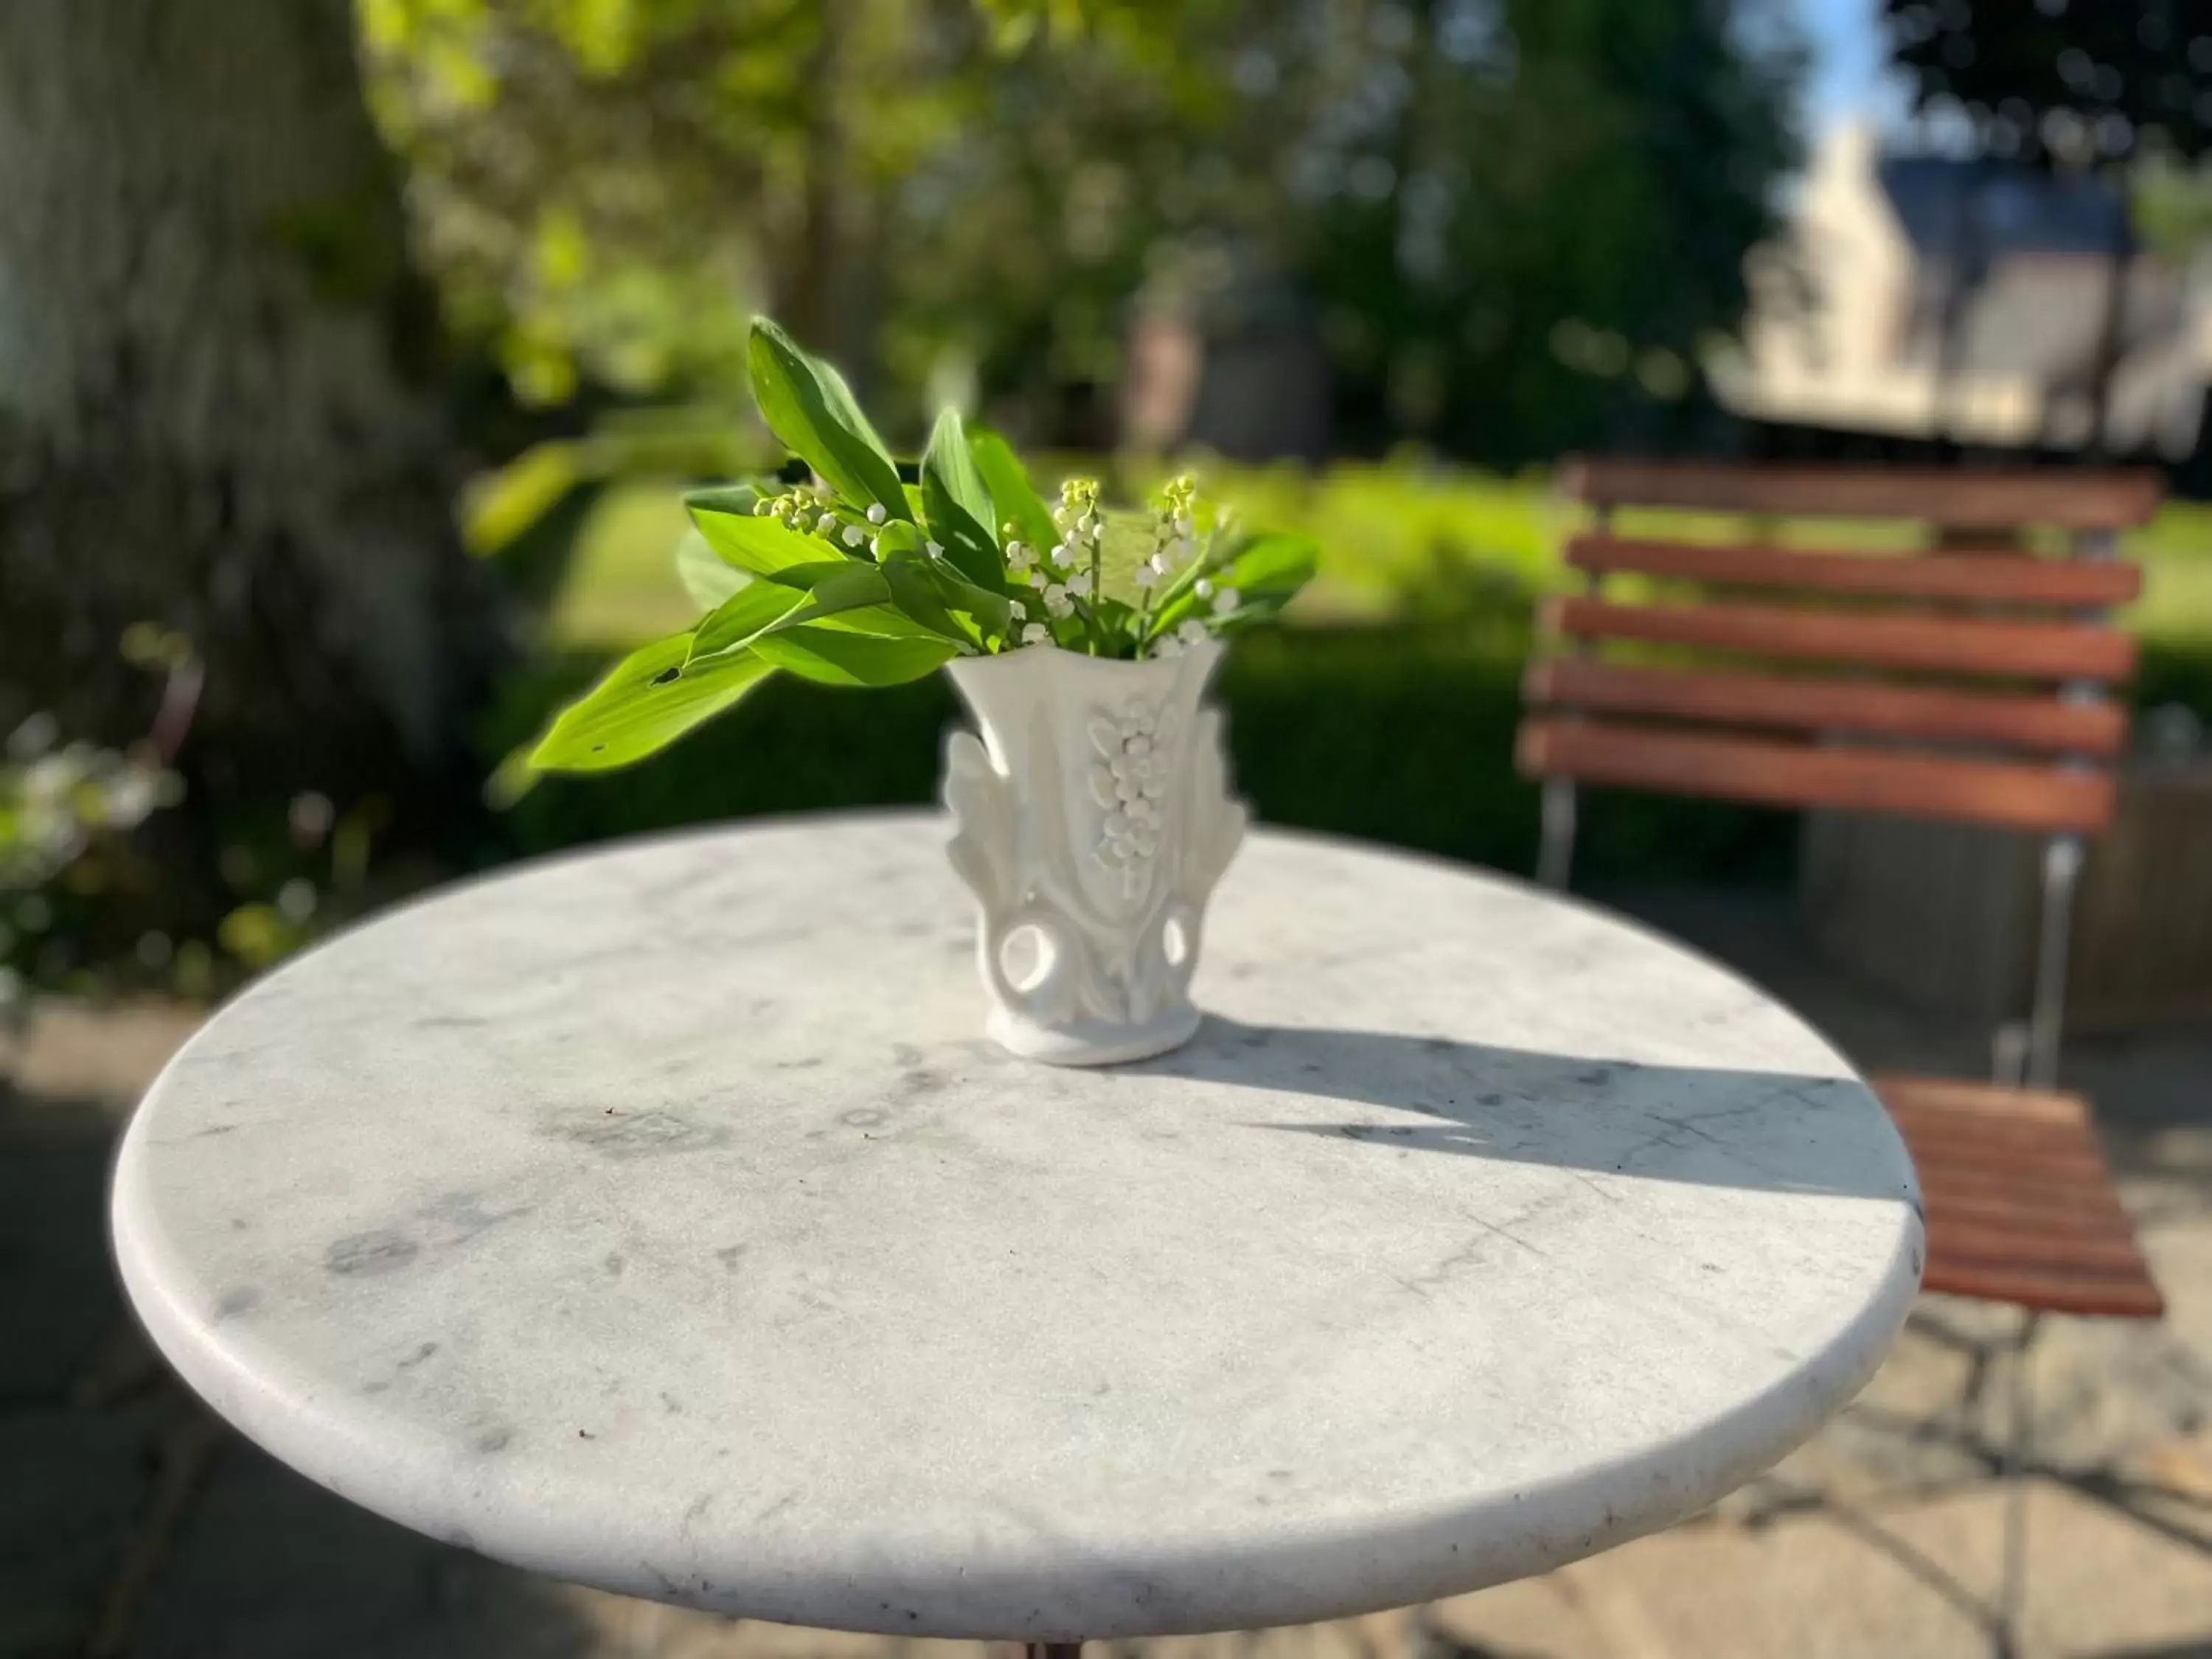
{"left": 484, "top": 624, "right": 1809, "bottom": 888}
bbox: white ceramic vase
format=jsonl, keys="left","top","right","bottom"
{"left": 942, "top": 639, "right": 1247, "bottom": 1065}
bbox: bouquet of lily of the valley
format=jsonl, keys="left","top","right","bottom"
{"left": 528, "top": 318, "right": 1317, "bottom": 773}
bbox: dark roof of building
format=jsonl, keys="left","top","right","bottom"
{"left": 1877, "top": 155, "right": 2134, "bottom": 262}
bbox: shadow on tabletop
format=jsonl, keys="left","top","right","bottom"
{"left": 1128, "top": 1017, "right": 1919, "bottom": 1207}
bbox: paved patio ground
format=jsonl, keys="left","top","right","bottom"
{"left": 4, "top": 886, "right": 2208, "bottom": 1659}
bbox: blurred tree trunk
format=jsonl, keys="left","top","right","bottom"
{"left": 0, "top": 0, "right": 498, "bottom": 815}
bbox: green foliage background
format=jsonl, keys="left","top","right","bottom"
{"left": 360, "top": 0, "right": 1804, "bottom": 463}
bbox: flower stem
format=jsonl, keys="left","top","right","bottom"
{"left": 1090, "top": 534, "right": 1104, "bottom": 655}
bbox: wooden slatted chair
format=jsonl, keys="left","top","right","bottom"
{"left": 1516, "top": 458, "right": 2165, "bottom": 1655}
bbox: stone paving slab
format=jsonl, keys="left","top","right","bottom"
{"left": 0, "top": 1410, "right": 148, "bottom": 1659}
{"left": 0, "top": 1144, "right": 119, "bottom": 1401}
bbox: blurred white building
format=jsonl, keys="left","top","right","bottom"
{"left": 1718, "top": 122, "right": 2212, "bottom": 459}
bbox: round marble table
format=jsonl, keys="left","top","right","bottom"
{"left": 112, "top": 813, "right": 1923, "bottom": 1642}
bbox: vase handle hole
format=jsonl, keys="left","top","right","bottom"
{"left": 998, "top": 922, "right": 1057, "bottom": 995}
{"left": 1161, "top": 914, "right": 1192, "bottom": 970}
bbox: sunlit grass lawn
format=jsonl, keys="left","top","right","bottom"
{"left": 543, "top": 463, "right": 2212, "bottom": 653}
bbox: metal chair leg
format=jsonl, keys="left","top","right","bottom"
{"left": 1995, "top": 1308, "right": 2042, "bottom": 1659}
{"left": 2026, "top": 836, "right": 2082, "bottom": 1093}
{"left": 1537, "top": 777, "right": 1577, "bottom": 891}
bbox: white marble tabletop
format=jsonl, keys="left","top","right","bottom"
{"left": 112, "top": 813, "right": 1922, "bottom": 1641}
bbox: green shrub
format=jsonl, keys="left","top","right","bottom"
{"left": 486, "top": 622, "right": 1802, "bottom": 888}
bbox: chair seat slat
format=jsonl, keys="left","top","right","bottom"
{"left": 1925, "top": 1222, "right": 2153, "bottom": 1276}
{"left": 1921, "top": 1257, "right": 2165, "bottom": 1318}
{"left": 1868, "top": 1075, "right": 2093, "bottom": 1124}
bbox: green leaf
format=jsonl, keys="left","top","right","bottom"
{"left": 686, "top": 487, "right": 846, "bottom": 585}
{"left": 684, "top": 481, "right": 768, "bottom": 517}
{"left": 746, "top": 319, "right": 908, "bottom": 517}
{"left": 688, "top": 579, "right": 807, "bottom": 661}
{"left": 920, "top": 408, "right": 1003, "bottom": 591}
{"left": 751, "top": 627, "right": 958, "bottom": 686}
{"left": 922, "top": 408, "right": 993, "bottom": 525}
{"left": 772, "top": 563, "right": 894, "bottom": 629}
{"left": 810, "top": 602, "right": 953, "bottom": 641}
{"left": 529, "top": 636, "right": 776, "bottom": 773}
{"left": 464, "top": 439, "right": 582, "bottom": 557}
{"left": 1220, "top": 531, "right": 1319, "bottom": 597}
{"left": 1088, "top": 595, "right": 1139, "bottom": 644}
{"left": 675, "top": 529, "right": 749, "bottom": 611}
{"left": 690, "top": 563, "right": 894, "bottom": 663}
{"left": 967, "top": 427, "right": 1059, "bottom": 557}
{"left": 881, "top": 554, "right": 965, "bottom": 641}
{"left": 803, "top": 548, "right": 958, "bottom": 643}
{"left": 923, "top": 560, "right": 1014, "bottom": 642}
{"left": 1147, "top": 532, "right": 1317, "bottom": 639}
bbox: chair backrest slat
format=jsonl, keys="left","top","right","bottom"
{"left": 1523, "top": 660, "right": 2127, "bottom": 757}
{"left": 1562, "top": 458, "right": 2163, "bottom": 529}
{"left": 1547, "top": 595, "right": 2137, "bottom": 682}
{"left": 1567, "top": 534, "right": 2143, "bottom": 608}
{"left": 1518, "top": 717, "right": 2115, "bottom": 834}
{"left": 1520, "top": 460, "right": 2152, "bottom": 841}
